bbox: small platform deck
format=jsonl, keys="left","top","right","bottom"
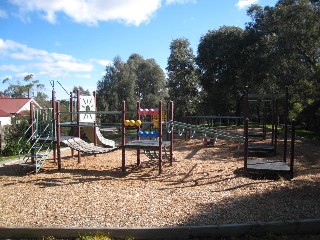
{"left": 247, "top": 159, "right": 291, "bottom": 173}
{"left": 248, "top": 132, "right": 265, "bottom": 138}
{"left": 248, "top": 144, "right": 275, "bottom": 151}
{"left": 124, "top": 140, "right": 171, "bottom": 150}
{"left": 248, "top": 143, "right": 276, "bottom": 157}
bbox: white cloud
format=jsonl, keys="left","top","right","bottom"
{"left": 0, "top": 8, "right": 8, "bottom": 18}
{"left": 0, "top": 64, "right": 25, "bottom": 72}
{"left": 0, "top": 38, "right": 94, "bottom": 78}
{"left": 8, "top": 0, "right": 195, "bottom": 26}
{"left": 165, "top": 0, "right": 196, "bottom": 5}
{"left": 90, "top": 59, "right": 113, "bottom": 67}
{"left": 236, "top": 0, "right": 259, "bottom": 9}
{"left": 9, "top": 0, "right": 162, "bottom": 26}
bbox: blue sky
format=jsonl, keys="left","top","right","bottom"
{"left": 0, "top": 0, "right": 278, "bottom": 99}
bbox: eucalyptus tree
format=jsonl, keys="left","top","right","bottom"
{"left": 96, "top": 54, "right": 167, "bottom": 112}
{"left": 246, "top": 0, "right": 320, "bottom": 129}
{"left": 166, "top": 38, "right": 201, "bottom": 120}
{"left": 196, "top": 26, "right": 247, "bottom": 116}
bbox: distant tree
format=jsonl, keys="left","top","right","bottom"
{"left": 2, "top": 74, "right": 48, "bottom": 100}
{"left": 196, "top": 26, "right": 247, "bottom": 116}
{"left": 166, "top": 38, "right": 201, "bottom": 120}
{"left": 72, "top": 86, "right": 91, "bottom": 96}
{"left": 96, "top": 54, "right": 167, "bottom": 112}
{"left": 128, "top": 54, "right": 168, "bottom": 108}
{"left": 2, "top": 74, "right": 48, "bottom": 107}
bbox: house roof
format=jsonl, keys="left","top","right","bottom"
{"left": 0, "top": 98, "right": 39, "bottom": 116}
{"left": 0, "top": 109, "right": 10, "bottom": 117}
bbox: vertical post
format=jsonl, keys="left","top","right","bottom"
{"left": 69, "top": 91, "right": 74, "bottom": 158}
{"left": 30, "top": 101, "right": 34, "bottom": 140}
{"left": 169, "top": 101, "right": 174, "bottom": 166}
{"left": 290, "top": 120, "right": 296, "bottom": 179}
{"left": 77, "top": 89, "right": 81, "bottom": 163}
{"left": 30, "top": 102, "right": 35, "bottom": 163}
{"left": 243, "top": 86, "right": 248, "bottom": 120}
{"left": 56, "top": 101, "right": 61, "bottom": 170}
{"left": 121, "top": 101, "right": 126, "bottom": 173}
{"left": 93, "top": 91, "right": 97, "bottom": 146}
{"left": 263, "top": 101, "right": 267, "bottom": 139}
{"left": 136, "top": 101, "right": 141, "bottom": 166}
{"left": 159, "top": 101, "right": 163, "bottom": 174}
{"left": 244, "top": 118, "right": 249, "bottom": 170}
{"left": 271, "top": 98, "right": 275, "bottom": 146}
{"left": 52, "top": 90, "right": 57, "bottom": 162}
{"left": 274, "top": 98, "right": 278, "bottom": 153}
{"left": 283, "top": 86, "right": 289, "bottom": 163}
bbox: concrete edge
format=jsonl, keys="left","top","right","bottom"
{"left": 0, "top": 218, "right": 319, "bottom": 239}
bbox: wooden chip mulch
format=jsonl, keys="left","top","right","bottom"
{"left": 0, "top": 137, "right": 319, "bottom": 228}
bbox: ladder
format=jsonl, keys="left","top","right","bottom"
{"left": 18, "top": 108, "right": 55, "bottom": 173}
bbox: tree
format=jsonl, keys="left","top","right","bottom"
{"left": 2, "top": 74, "right": 47, "bottom": 99}
{"left": 246, "top": 0, "right": 320, "bottom": 129}
{"left": 96, "top": 54, "right": 167, "bottom": 112}
{"left": 129, "top": 54, "right": 167, "bottom": 108}
{"left": 196, "top": 26, "right": 247, "bottom": 115}
{"left": 166, "top": 38, "right": 201, "bottom": 120}
{"left": 72, "top": 86, "right": 91, "bottom": 96}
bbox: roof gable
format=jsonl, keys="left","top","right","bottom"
{"left": 0, "top": 109, "right": 10, "bottom": 117}
{"left": 0, "top": 98, "right": 40, "bottom": 114}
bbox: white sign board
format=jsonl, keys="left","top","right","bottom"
{"left": 79, "top": 96, "right": 96, "bottom": 122}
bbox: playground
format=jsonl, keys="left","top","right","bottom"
{"left": 0, "top": 135, "right": 319, "bottom": 229}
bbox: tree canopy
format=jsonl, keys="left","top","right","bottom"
{"left": 195, "top": 0, "right": 320, "bottom": 129}
{"left": 96, "top": 54, "right": 168, "bottom": 112}
{"left": 167, "top": 38, "right": 201, "bottom": 120}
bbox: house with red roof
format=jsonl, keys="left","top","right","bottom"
{"left": 0, "top": 96, "right": 41, "bottom": 128}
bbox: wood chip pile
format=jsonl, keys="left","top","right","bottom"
{"left": 0, "top": 138, "right": 319, "bottom": 228}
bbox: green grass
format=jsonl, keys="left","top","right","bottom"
{"left": 295, "top": 129, "right": 320, "bottom": 141}
{"left": 0, "top": 154, "right": 20, "bottom": 162}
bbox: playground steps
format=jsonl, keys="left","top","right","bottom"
{"left": 20, "top": 147, "right": 51, "bottom": 173}
{"left": 248, "top": 144, "right": 276, "bottom": 157}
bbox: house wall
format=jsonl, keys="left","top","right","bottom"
{"left": 0, "top": 117, "right": 12, "bottom": 126}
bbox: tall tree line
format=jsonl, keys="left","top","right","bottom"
{"left": 96, "top": 0, "right": 319, "bottom": 129}
{"left": 168, "top": 0, "right": 319, "bottom": 129}
{"left": 96, "top": 54, "right": 168, "bottom": 112}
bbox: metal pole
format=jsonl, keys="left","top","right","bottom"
{"left": 136, "top": 101, "right": 141, "bottom": 166}
{"left": 56, "top": 101, "right": 61, "bottom": 170}
{"left": 290, "top": 120, "right": 296, "bottom": 179}
{"left": 77, "top": 89, "right": 81, "bottom": 163}
{"left": 159, "top": 100, "right": 163, "bottom": 174}
{"left": 121, "top": 101, "right": 126, "bottom": 173}
{"left": 93, "top": 91, "right": 97, "bottom": 146}
{"left": 169, "top": 101, "right": 174, "bottom": 166}
{"left": 283, "top": 86, "right": 289, "bottom": 163}
{"left": 244, "top": 118, "right": 249, "bottom": 170}
{"left": 52, "top": 90, "right": 56, "bottom": 162}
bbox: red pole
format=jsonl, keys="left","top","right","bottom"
{"left": 159, "top": 100, "right": 163, "bottom": 174}
{"left": 244, "top": 118, "right": 249, "bottom": 170}
{"left": 30, "top": 102, "right": 35, "bottom": 164}
{"left": 121, "top": 101, "right": 126, "bottom": 173}
{"left": 136, "top": 101, "right": 141, "bottom": 166}
{"left": 52, "top": 90, "right": 57, "bottom": 162}
{"left": 169, "top": 101, "right": 174, "bottom": 166}
{"left": 56, "top": 101, "right": 61, "bottom": 170}
{"left": 69, "top": 91, "right": 74, "bottom": 158}
{"left": 77, "top": 89, "right": 81, "bottom": 163}
{"left": 30, "top": 101, "right": 34, "bottom": 140}
{"left": 93, "top": 91, "right": 97, "bottom": 146}
{"left": 283, "top": 86, "right": 289, "bottom": 163}
{"left": 290, "top": 120, "right": 296, "bottom": 179}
